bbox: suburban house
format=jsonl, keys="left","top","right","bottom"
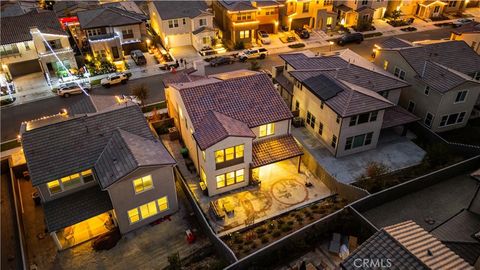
{"left": 149, "top": 1, "right": 217, "bottom": 52}
{"left": 451, "top": 22, "right": 480, "bottom": 53}
{"left": 20, "top": 103, "right": 178, "bottom": 250}
{"left": 386, "top": 0, "right": 466, "bottom": 20}
{"left": 373, "top": 38, "right": 480, "bottom": 132}
{"left": 165, "top": 70, "right": 304, "bottom": 197}
{"left": 333, "top": 0, "right": 388, "bottom": 28}
{"left": 276, "top": 49, "right": 417, "bottom": 157}
{"left": 341, "top": 220, "right": 473, "bottom": 269}
{"left": 213, "top": 0, "right": 283, "bottom": 47}
{"left": 278, "top": 0, "right": 337, "bottom": 31}
{"left": 0, "top": 10, "right": 78, "bottom": 81}
{"left": 77, "top": 6, "right": 148, "bottom": 62}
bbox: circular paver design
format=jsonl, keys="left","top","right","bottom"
{"left": 270, "top": 179, "right": 309, "bottom": 206}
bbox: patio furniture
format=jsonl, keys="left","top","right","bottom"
{"left": 210, "top": 201, "right": 224, "bottom": 219}
{"left": 223, "top": 200, "right": 235, "bottom": 214}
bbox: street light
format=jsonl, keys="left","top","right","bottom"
{"left": 329, "top": 41, "right": 334, "bottom": 52}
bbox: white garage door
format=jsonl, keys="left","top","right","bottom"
{"left": 168, "top": 34, "right": 192, "bottom": 47}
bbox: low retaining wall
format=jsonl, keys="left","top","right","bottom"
{"left": 301, "top": 146, "right": 369, "bottom": 202}
{"left": 174, "top": 167, "right": 237, "bottom": 264}
{"left": 351, "top": 155, "right": 480, "bottom": 213}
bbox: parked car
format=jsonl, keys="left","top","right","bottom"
{"left": 100, "top": 73, "right": 129, "bottom": 88}
{"left": 57, "top": 82, "right": 91, "bottom": 97}
{"left": 295, "top": 28, "right": 310, "bottom": 39}
{"left": 210, "top": 56, "right": 235, "bottom": 67}
{"left": 337, "top": 33, "right": 363, "bottom": 46}
{"left": 453, "top": 18, "right": 475, "bottom": 27}
{"left": 130, "top": 50, "right": 146, "bottom": 65}
{"left": 257, "top": 30, "right": 271, "bottom": 44}
{"left": 120, "top": 95, "right": 142, "bottom": 105}
{"left": 238, "top": 48, "right": 268, "bottom": 62}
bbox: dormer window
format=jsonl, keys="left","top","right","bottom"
{"left": 46, "top": 169, "right": 94, "bottom": 195}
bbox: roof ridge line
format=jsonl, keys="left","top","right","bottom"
{"left": 106, "top": 6, "right": 144, "bottom": 22}
{"left": 382, "top": 226, "right": 431, "bottom": 269}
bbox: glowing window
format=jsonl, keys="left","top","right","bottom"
{"left": 259, "top": 123, "right": 275, "bottom": 137}
{"left": 201, "top": 167, "right": 207, "bottom": 183}
{"left": 236, "top": 169, "right": 245, "bottom": 182}
{"left": 81, "top": 169, "right": 94, "bottom": 182}
{"left": 157, "top": 196, "right": 169, "bottom": 211}
{"left": 216, "top": 174, "right": 226, "bottom": 188}
{"left": 225, "top": 147, "right": 235, "bottom": 161}
{"left": 235, "top": 145, "right": 244, "bottom": 158}
{"left": 47, "top": 180, "right": 61, "bottom": 194}
{"left": 61, "top": 173, "right": 81, "bottom": 189}
{"left": 128, "top": 208, "right": 140, "bottom": 224}
{"left": 202, "top": 151, "right": 206, "bottom": 160}
{"left": 133, "top": 175, "right": 153, "bottom": 194}
{"left": 140, "top": 201, "right": 158, "bottom": 219}
{"left": 226, "top": 171, "right": 235, "bottom": 186}
{"left": 215, "top": 150, "right": 224, "bottom": 163}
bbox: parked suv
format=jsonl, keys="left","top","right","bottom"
{"left": 337, "top": 33, "right": 363, "bottom": 46}
{"left": 295, "top": 28, "right": 310, "bottom": 39}
{"left": 130, "top": 50, "right": 146, "bottom": 65}
{"left": 238, "top": 48, "right": 268, "bottom": 62}
{"left": 101, "top": 73, "right": 129, "bottom": 88}
{"left": 257, "top": 30, "right": 271, "bottom": 44}
{"left": 57, "top": 82, "right": 91, "bottom": 97}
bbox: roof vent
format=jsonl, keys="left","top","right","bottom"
{"left": 427, "top": 249, "right": 434, "bottom": 256}
{"left": 113, "top": 158, "right": 117, "bottom": 163}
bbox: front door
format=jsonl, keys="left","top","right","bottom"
{"left": 112, "top": 46, "right": 120, "bottom": 59}
{"left": 432, "top": 5, "right": 441, "bottom": 17}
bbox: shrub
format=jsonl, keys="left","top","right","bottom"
{"left": 364, "top": 32, "right": 383, "bottom": 38}
{"left": 281, "top": 224, "right": 292, "bottom": 232}
{"left": 167, "top": 252, "right": 181, "bottom": 270}
{"left": 234, "top": 41, "right": 245, "bottom": 50}
{"left": 287, "top": 220, "right": 294, "bottom": 226}
{"left": 277, "top": 219, "right": 285, "bottom": 225}
{"left": 366, "top": 162, "right": 390, "bottom": 178}
{"left": 0, "top": 97, "right": 15, "bottom": 106}
{"left": 272, "top": 230, "right": 281, "bottom": 237}
{"left": 288, "top": 43, "right": 305, "bottom": 49}
{"left": 311, "top": 204, "right": 319, "bottom": 210}
{"left": 249, "top": 61, "right": 261, "bottom": 71}
{"left": 261, "top": 235, "right": 269, "bottom": 244}
{"left": 251, "top": 243, "right": 257, "bottom": 249}
{"left": 255, "top": 227, "right": 267, "bottom": 235}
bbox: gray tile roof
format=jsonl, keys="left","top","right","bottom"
{"left": 192, "top": 26, "right": 216, "bottom": 35}
{"left": 67, "top": 97, "right": 98, "bottom": 115}
{"left": 378, "top": 37, "right": 413, "bottom": 49}
{"left": 417, "top": 60, "right": 477, "bottom": 93}
{"left": 382, "top": 106, "right": 420, "bottom": 129}
{"left": 218, "top": 0, "right": 257, "bottom": 11}
{"left": 21, "top": 104, "right": 155, "bottom": 187}
{"left": 343, "top": 220, "right": 474, "bottom": 270}
{"left": 274, "top": 72, "right": 294, "bottom": 95}
{"left": 153, "top": 1, "right": 209, "bottom": 20}
{"left": 77, "top": 6, "right": 146, "bottom": 29}
{"left": 431, "top": 209, "right": 480, "bottom": 244}
{"left": 280, "top": 53, "right": 349, "bottom": 70}
{"left": 193, "top": 111, "right": 256, "bottom": 150}
{"left": 252, "top": 135, "right": 303, "bottom": 168}
{"left": 173, "top": 72, "right": 293, "bottom": 130}
{"left": 43, "top": 185, "right": 113, "bottom": 232}
{"left": 53, "top": 1, "right": 99, "bottom": 18}
{"left": 444, "top": 242, "right": 480, "bottom": 266}
{"left": 1, "top": 10, "right": 67, "bottom": 45}
{"left": 94, "top": 129, "right": 176, "bottom": 189}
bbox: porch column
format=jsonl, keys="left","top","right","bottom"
{"left": 297, "top": 156, "right": 301, "bottom": 173}
{"left": 50, "top": 232, "right": 63, "bottom": 250}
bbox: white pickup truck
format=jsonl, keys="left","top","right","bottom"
{"left": 238, "top": 48, "right": 268, "bottom": 62}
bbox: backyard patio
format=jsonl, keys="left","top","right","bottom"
{"left": 161, "top": 136, "right": 333, "bottom": 235}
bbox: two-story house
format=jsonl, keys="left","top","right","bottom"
{"left": 276, "top": 49, "right": 418, "bottom": 157}
{"left": 20, "top": 103, "right": 178, "bottom": 250}
{"left": 450, "top": 22, "right": 480, "bottom": 54}
{"left": 333, "top": 0, "right": 384, "bottom": 28}
{"left": 213, "top": 0, "right": 283, "bottom": 47}
{"left": 279, "top": 0, "right": 337, "bottom": 31}
{"left": 386, "top": 0, "right": 465, "bottom": 21}
{"left": 165, "top": 70, "right": 303, "bottom": 196}
{"left": 149, "top": 1, "right": 217, "bottom": 52}
{"left": 0, "top": 10, "right": 78, "bottom": 81}
{"left": 77, "top": 6, "right": 147, "bottom": 61}
{"left": 374, "top": 38, "right": 480, "bottom": 132}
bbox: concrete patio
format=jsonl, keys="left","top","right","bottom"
{"left": 161, "top": 136, "right": 332, "bottom": 236}
{"left": 292, "top": 127, "right": 426, "bottom": 184}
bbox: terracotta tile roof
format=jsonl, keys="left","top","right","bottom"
{"left": 173, "top": 71, "right": 293, "bottom": 130}
{"left": 252, "top": 135, "right": 303, "bottom": 168}
{"left": 343, "top": 220, "right": 474, "bottom": 270}
{"left": 193, "top": 111, "right": 256, "bottom": 150}
{"left": 382, "top": 106, "right": 420, "bottom": 129}
{"left": 0, "top": 10, "right": 66, "bottom": 45}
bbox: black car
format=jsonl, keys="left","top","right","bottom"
{"left": 337, "top": 33, "right": 363, "bottom": 46}
{"left": 295, "top": 28, "right": 310, "bottom": 39}
{"left": 210, "top": 56, "right": 234, "bottom": 67}
{"left": 130, "top": 50, "right": 146, "bottom": 65}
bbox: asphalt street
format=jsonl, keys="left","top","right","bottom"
{"left": 1, "top": 27, "right": 453, "bottom": 142}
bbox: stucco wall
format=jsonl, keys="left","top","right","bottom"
{"left": 0, "top": 41, "right": 37, "bottom": 65}
{"left": 107, "top": 165, "right": 178, "bottom": 234}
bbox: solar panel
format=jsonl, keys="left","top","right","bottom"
{"left": 303, "top": 74, "right": 344, "bottom": 100}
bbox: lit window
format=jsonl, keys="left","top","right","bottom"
{"left": 226, "top": 171, "right": 235, "bottom": 186}
{"left": 157, "top": 196, "right": 169, "bottom": 211}
{"left": 202, "top": 151, "right": 206, "bottom": 160}
{"left": 61, "top": 173, "right": 81, "bottom": 189}
{"left": 235, "top": 145, "right": 244, "bottom": 158}
{"left": 140, "top": 201, "right": 158, "bottom": 219}
{"left": 225, "top": 147, "right": 235, "bottom": 161}
{"left": 326, "top": 17, "right": 333, "bottom": 26}
{"left": 47, "top": 180, "right": 61, "bottom": 194}
{"left": 383, "top": 60, "right": 389, "bottom": 70}
{"left": 259, "top": 123, "right": 275, "bottom": 137}
{"left": 128, "top": 208, "right": 140, "bottom": 224}
{"left": 81, "top": 169, "right": 94, "bottom": 182}
{"left": 236, "top": 169, "right": 245, "bottom": 182}
{"left": 216, "top": 174, "right": 225, "bottom": 188}
{"left": 215, "top": 150, "right": 224, "bottom": 163}
{"left": 133, "top": 175, "right": 153, "bottom": 194}
{"left": 201, "top": 167, "right": 207, "bottom": 183}
{"left": 240, "top": 30, "right": 250, "bottom": 39}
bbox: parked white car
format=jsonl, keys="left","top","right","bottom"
{"left": 57, "top": 82, "right": 90, "bottom": 97}
{"left": 238, "top": 48, "right": 268, "bottom": 62}
{"left": 101, "top": 73, "right": 129, "bottom": 88}
{"left": 121, "top": 95, "right": 142, "bottom": 105}
{"left": 453, "top": 18, "right": 475, "bottom": 27}
{"left": 257, "top": 31, "right": 271, "bottom": 45}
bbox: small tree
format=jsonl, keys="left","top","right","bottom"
{"left": 167, "top": 252, "right": 181, "bottom": 270}
{"left": 249, "top": 61, "right": 261, "bottom": 71}
{"left": 131, "top": 84, "right": 148, "bottom": 106}
{"left": 365, "top": 162, "right": 390, "bottom": 179}
{"left": 391, "top": 10, "right": 402, "bottom": 22}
